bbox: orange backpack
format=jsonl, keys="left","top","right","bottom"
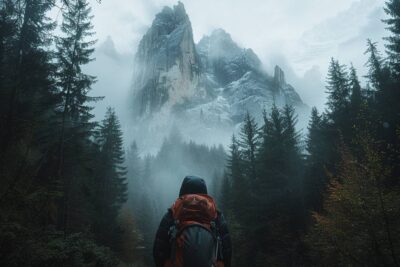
{"left": 164, "top": 194, "right": 224, "bottom": 267}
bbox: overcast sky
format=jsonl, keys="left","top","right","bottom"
{"left": 79, "top": 0, "right": 389, "bottom": 111}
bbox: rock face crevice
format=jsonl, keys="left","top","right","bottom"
{"left": 130, "top": 2, "right": 307, "bottom": 148}
{"left": 132, "top": 2, "right": 203, "bottom": 116}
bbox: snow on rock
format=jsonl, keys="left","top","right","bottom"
{"left": 128, "top": 2, "right": 309, "bottom": 151}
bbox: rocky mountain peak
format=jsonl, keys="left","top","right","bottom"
{"left": 198, "top": 28, "right": 242, "bottom": 60}
{"left": 173, "top": 1, "right": 187, "bottom": 20}
{"left": 209, "top": 28, "right": 234, "bottom": 42}
{"left": 154, "top": 1, "right": 189, "bottom": 32}
{"left": 98, "top": 36, "right": 119, "bottom": 59}
{"left": 130, "top": 3, "right": 308, "bottom": 145}
{"left": 274, "top": 65, "right": 286, "bottom": 86}
{"left": 131, "top": 2, "right": 203, "bottom": 117}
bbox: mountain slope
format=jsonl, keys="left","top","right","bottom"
{"left": 129, "top": 2, "right": 308, "bottom": 150}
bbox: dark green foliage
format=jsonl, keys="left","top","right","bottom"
{"left": 126, "top": 141, "right": 142, "bottom": 214}
{"left": 238, "top": 112, "right": 259, "bottom": 182}
{"left": 365, "top": 39, "right": 390, "bottom": 91}
{"left": 2, "top": 1, "right": 400, "bottom": 266}
{"left": 0, "top": 225, "right": 118, "bottom": 267}
{"left": 51, "top": 0, "right": 103, "bottom": 237}
{"left": 0, "top": 1, "right": 132, "bottom": 265}
{"left": 92, "top": 107, "right": 128, "bottom": 249}
{"left": 349, "top": 65, "right": 362, "bottom": 118}
{"left": 303, "top": 107, "right": 329, "bottom": 213}
{"left": 219, "top": 171, "right": 232, "bottom": 212}
{"left": 0, "top": 0, "right": 58, "bottom": 206}
{"left": 325, "top": 58, "right": 350, "bottom": 124}
{"left": 225, "top": 107, "right": 306, "bottom": 266}
{"left": 225, "top": 2, "right": 400, "bottom": 265}
{"left": 227, "top": 135, "right": 246, "bottom": 211}
{"left": 384, "top": 0, "right": 400, "bottom": 78}
{"left": 305, "top": 2, "right": 400, "bottom": 265}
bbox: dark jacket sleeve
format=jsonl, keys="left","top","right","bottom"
{"left": 216, "top": 211, "right": 232, "bottom": 267}
{"left": 153, "top": 210, "right": 174, "bottom": 267}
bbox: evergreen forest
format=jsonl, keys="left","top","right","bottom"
{"left": 0, "top": 0, "right": 399, "bottom": 266}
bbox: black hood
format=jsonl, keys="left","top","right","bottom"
{"left": 179, "top": 176, "right": 208, "bottom": 196}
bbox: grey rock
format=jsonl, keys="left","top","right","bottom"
{"left": 130, "top": 2, "right": 307, "bottom": 139}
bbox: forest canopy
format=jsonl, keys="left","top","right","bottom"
{"left": 0, "top": 0, "right": 399, "bottom": 266}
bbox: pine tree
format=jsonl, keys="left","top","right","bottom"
{"left": 365, "top": 39, "right": 399, "bottom": 172}
{"left": 126, "top": 141, "right": 142, "bottom": 214}
{"left": 382, "top": 0, "right": 400, "bottom": 183}
{"left": 250, "top": 105, "right": 306, "bottom": 266}
{"left": 304, "top": 107, "right": 328, "bottom": 212}
{"left": 227, "top": 135, "right": 247, "bottom": 218}
{"left": 55, "top": 0, "right": 98, "bottom": 163}
{"left": 0, "top": 0, "right": 56, "bottom": 152}
{"left": 54, "top": 0, "right": 101, "bottom": 234}
{"left": 0, "top": 0, "right": 57, "bottom": 201}
{"left": 325, "top": 58, "right": 350, "bottom": 127}
{"left": 323, "top": 58, "right": 352, "bottom": 178}
{"left": 384, "top": 0, "right": 400, "bottom": 78}
{"left": 282, "top": 105, "right": 302, "bottom": 189}
{"left": 0, "top": 1, "right": 120, "bottom": 265}
{"left": 365, "top": 39, "right": 390, "bottom": 91}
{"left": 219, "top": 171, "right": 232, "bottom": 212}
{"left": 306, "top": 108, "right": 324, "bottom": 159}
{"left": 0, "top": 0, "right": 61, "bottom": 246}
{"left": 0, "top": 1, "right": 18, "bottom": 114}
{"left": 349, "top": 65, "right": 362, "bottom": 116}
{"left": 282, "top": 105, "right": 300, "bottom": 150}
{"left": 238, "top": 112, "right": 260, "bottom": 183}
{"left": 226, "top": 134, "right": 252, "bottom": 267}
{"left": 259, "top": 105, "right": 285, "bottom": 189}
{"left": 93, "top": 107, "right": 128, "bottom": 249}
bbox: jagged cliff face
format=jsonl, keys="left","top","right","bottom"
{"left": 132, "top": 2, "right": 205, "bottom": 116}
{"left": 195, "top": 29, "right": 303, "bottom": 124}
{"left": 130, "top": 2, "right": 307, "bottom": 149}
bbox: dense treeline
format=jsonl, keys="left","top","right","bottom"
{"left": 0, "top": 1, "right": 135, "bottom": 266}
{"left": 1, "top": 0, "right": 400, "bottom": 266}
{"left": 222, "top": 107, "right": 306, "bottom": 266}
{"left": 0, "top": 1, "right": 226, "bottom": 266}
{"left": 221, "top": 1, "right": 400, "bottom": 266}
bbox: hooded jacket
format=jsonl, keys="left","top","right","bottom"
{"left": 153, "top": 176, "right": 232, "bottom": 267}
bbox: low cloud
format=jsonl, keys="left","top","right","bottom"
{"left": 85, "top": 0, "right": 388, "bottom": 120}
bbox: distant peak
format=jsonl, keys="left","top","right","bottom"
{"left": 174, "top": 1, "right": 186, "bottom": 14}
{"left": 210, "top": 28, "right": 233, "bottom": 40}
{"left": 98, "top": 36, "right": 118, "bottom": 58}
{"left": 274, "top": 65, "right": 286, "bottom": 86}
{"left": 103, "top": 35, "right": 115, "bottom": 47}
{"left": 160, "top": 6, "right": 173, "bottom": 14}
{"left": 155, "top": 2, "right": 189, "bottom": 27}
{"left": 198, "top": 28, "right": 237, "bottom": 51}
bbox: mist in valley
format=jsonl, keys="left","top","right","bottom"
{"left": 1, "top": 0, "right": 399, "bottom": 266}
{"left": 83, "top": 0, "right": 389, "bottom": 232}
{"left": 83, "top": 1, "right": 395, "bottom": 265}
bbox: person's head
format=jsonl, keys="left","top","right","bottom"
{"left": 179, "top": 176, "right": 208, "bottom": 196}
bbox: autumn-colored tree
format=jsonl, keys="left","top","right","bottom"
{"left": 308, "top": 135, "right": 400, "bottom": 266}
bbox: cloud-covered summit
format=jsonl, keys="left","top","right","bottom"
{"left": 127, "top": 2, "right": 308, "bottom": 152}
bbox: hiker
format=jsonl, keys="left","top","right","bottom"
{"left": 153, "top": 176, "right": 232, "bottom": 267}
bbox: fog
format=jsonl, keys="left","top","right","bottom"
{"left": 1, "top": 1, "right": 396, "bottom": 265}
{"left": 77, "top": 1, "right": 390, "bottom": 235}
{"left": 124, "top": 129, "right": 227, "bottom": 262}
{"left": 84, "top": 0, "right": 388, "bottom": 119}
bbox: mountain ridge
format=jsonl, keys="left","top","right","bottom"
{"left": 129, "top": 2, "right": 308, "bottom": 151}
